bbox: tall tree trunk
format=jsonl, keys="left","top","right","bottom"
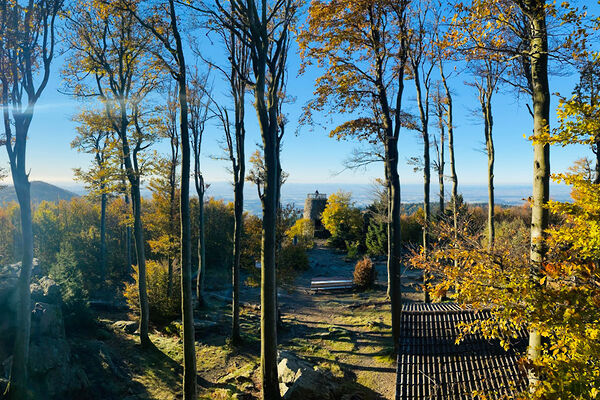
{"left": 483, "top": 95, "right": 495, "bottom": 249}
{"left": 385, "top": 174, "right": 392, "bottom": 299}
{"left": 100, "top": 190, "right": 107, "bottom": 283}
{"left": 130, "top": 180, "right": 151, "bottom": 346}
{"left": 255, "top": 68, "right": 281, "bottom": 400}
{"left": 260, "top": 132, "right": 280, "bottom": 399}
{"left": 195, "top": 189, "right": 205, "bottom": 307}
{"left": 440, "top": 65, "right": 458, "bottom": 264}
{"left": 120, "top": 109, "right": 151, "bottom": 347}
{"left": 5, "top": 164, "right": 33, "bottom": 400}
{"left": 524, "top": 0, "right": 550, "bottom": 388}
{"left": 168, "top": 160, "right": 176, "bottom": 299}
{"left": 595, "top": 139, "right": 600, "bottom": 185}
{"left": 125, "top": 192, "right": 132, "bottom": 273}
{"left": 422, "top": 129, "right": 431, "bottom": 303}
{"left": 168, "top": 0, "right": 197, "bottom": 397}
{"left": 231, "top": 176, "right": 244, "bottom": 344}
{"left": 414, "top": 69, "right": 431, "bottom": 303}
{"left": 438, "top": 137, "right": 444, "bottom": 213}
{"left": 385, "top": 142, "right": 402, "bottom": 351}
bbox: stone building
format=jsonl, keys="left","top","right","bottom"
{"left": 303, "top": 191, "right": 327, "bottom": 235}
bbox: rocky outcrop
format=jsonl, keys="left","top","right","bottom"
{"left": 278, "top": 350, "right": 337, "bottom": 400}
{"left": 112, "top": 320, "right": 138, "bottom": 334}
{"left": 0, "top": 262, "right": 88, "bottom": 398}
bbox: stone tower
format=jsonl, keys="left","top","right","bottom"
{"left": 304, "top": 191, "right": 327, "bottom": 232}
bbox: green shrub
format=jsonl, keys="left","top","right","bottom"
{"left": 278, "top": 243, "right": 310, "bottom": 284}
{"left": 49, "top": 244, "right": 95, "bottom": 333}
{"left": 124, "top": 260, "right": 181, "bottom": 326}
{"left": 278, "top": 243, "right": 309, "bottom": 272}
{"left": 366, "top": 221, "right": 387, "bottom": 257}
{"left": 353, "top": 256, "right": 376, "bottom": 290}
{"left": 345, "top": 240, "right": 360, "bottom": 260}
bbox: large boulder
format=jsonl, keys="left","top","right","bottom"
{"left": 278, "top": 350, "right": 337, "bottom": 400}
{"left": 27, "top": 302, "right": 88, "bottom": 397}
{"left": 30, "top": 276, "right": 62, "bottom": 304}
{"left": 0, "top": 263, "right": 88, "bottom": 398}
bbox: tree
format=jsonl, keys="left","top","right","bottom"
{"left": 468, "top": 59, "right": 506, "bottom": 249}
{"left": 207, "top": 1, "right": 297, "bottom": 397}
{"left": 71, "top": 110, "right": 119, "bottom": 286}
{"left": 0, "top": 1, "right": 62, "bottom": 398}
{"left": 432, "top": 84, "right": 445, "bottom": 213}
{"left": 448, "top": 0, "right": 586, "bottom": 387}
{"left": 188, "top": 68, "right": 210, "bottom": 309}
{"left": 407, "top": 0, "right": 435, "bottom": 303}
{"left": 299, "top": 0, "right": 410, "bottom": 351}
{"left": 125, "top": 0, "right": 198, "bottom": 397}
{"left": 321, "top": 191, "right": 363, "bottom": 247}
{"left": 202, "top": 15, "right": 250, "bottom": 341}
{"left": 64, "top": 0, "right": 159, "bottom": 347}
{"left": 156, "top": 85, "right": 181, "bottom": 299}
{"left": 435, "top": 33, "right": 459, "bottom": 268}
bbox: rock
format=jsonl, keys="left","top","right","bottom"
{"left": 30, "top": 277, "right": 62, "bottom": 304}
{"left": 278, "top": 350, "right": 337, "bottom": 400}
{"left": 31, "top": 302, "right": 65, "bottom": 338}
{"left": 0, "top": 266, "right": 87, "bottom": 399}
{"left": 112, "top": 320, "right": 138, "bottom": 334}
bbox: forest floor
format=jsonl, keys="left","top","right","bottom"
{"left": 78, "top": 241, "right": 425, "bottom": 400}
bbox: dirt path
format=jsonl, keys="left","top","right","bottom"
{"left": 277, "top": 241, "right": 424, "bottom": 399}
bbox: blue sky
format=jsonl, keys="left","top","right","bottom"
{"left": 0, "top": 3, "right": 596, "bottom": 191}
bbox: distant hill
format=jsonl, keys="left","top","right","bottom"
{"left": 0, "top": 181, "right": 78, "bottom": 204}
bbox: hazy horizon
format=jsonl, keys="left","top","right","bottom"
{"left": 22, "top": 179, "right": 572, "bottom": 216}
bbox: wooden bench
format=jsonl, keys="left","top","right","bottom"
{"left": 310, "top": 276, "right": 354, "bottom": 292}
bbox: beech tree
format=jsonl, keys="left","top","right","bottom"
{"left": 469, "top": 59, "right": 506, "bottom": 248}
{"left": 146, "top": 89, "right": 181, "bottom": 299}
{"left": 299, "top": 0, "right": 410, "bottom": 349}
{"left": 71, "top": 110, "right": 119, "bottom": 285}
{"left": 206, "top": 1, "right": 297, "bottom": 397}
{"left": 188, "top": 68, "right": 210, "bottom": 309}
{"left": 0, "top": 1, "right": 62, "bottom": 398}
{"left": 124, "top": 0, "right": 198, "bottom": 397}
{"left": 201, "top": 19, "right": 250, "bottom": 340}
{"left": 448, "top": 0, "right": 587, "bottom": 387}
{"left": 407, "top": 0, "right": 435, "bottom": 303}
{"left": 434, "top": 24, "right": 459, "bottom": 262}
{"left": 432, "top": 85, "right": 445, "bottom": 213}
{"left": 64, "top": 0, "right": 159, "bottom": 347}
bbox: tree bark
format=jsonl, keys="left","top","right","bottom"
{"left": 5, "top": 161, "right": 33, "bottom": 400}
{"left": 119, "top": 108, "right": 151, "bottom": 347}
{"left": 195, "top": 189, "right": 205, "bottom": 307}
{"left": 385, "top": 144, "right": 402, "bottom": 352}
{"left": 130, "top": 176, "right": 151, "bottom": 346}
{"left": 125, "top": 192, "right": 132, "bottom": 273}
{"left": 523, "top": 0, "right": 550, "bottom": 388}
{"left": 482, "top": 92, "right": 495, "bottom": 249}
{"left": 257, "top": 87, "right": 281, "bottom": 400}
{"left": 438, "top": 134, "right": 444, "bottom": 213}
{"left": 231, "top": 176, "right": 244, "bottom": 344}
{"left": 100, "top": 189, "right": 107, "bottom": 283}
{"left": 167, "top": 0, "right": 197, "bottom": 397}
